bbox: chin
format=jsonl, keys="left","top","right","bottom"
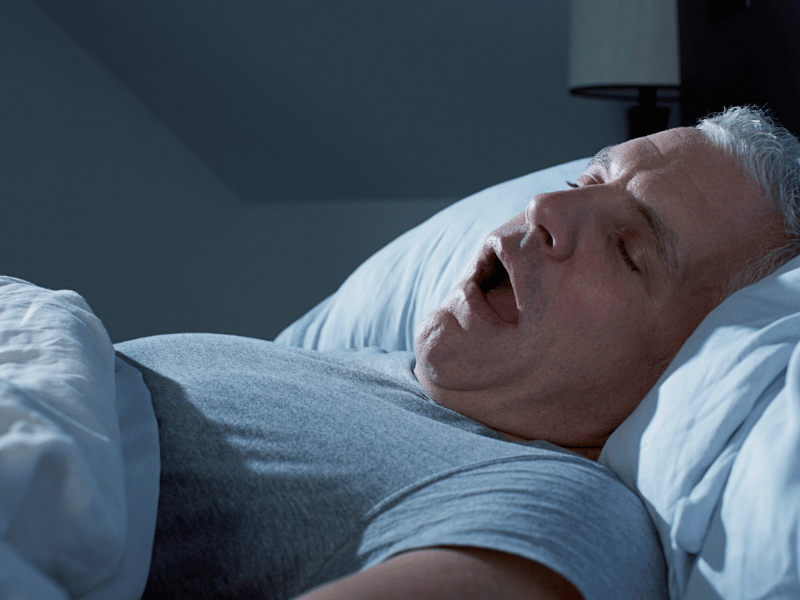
{"left": 413, "top": 307, "right": 462, "bottom": 374}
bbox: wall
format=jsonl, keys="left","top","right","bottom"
{"left": 1, "top": 0, "right": 626, "bottom": 343}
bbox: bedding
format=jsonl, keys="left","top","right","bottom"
{"left": 0, "top": 277, "right": 159, "bottom": 600}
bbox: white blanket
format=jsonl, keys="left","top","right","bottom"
{"left": 0, "top": 278, "right": 159, "bottom": 600}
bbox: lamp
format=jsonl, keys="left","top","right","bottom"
{"left": 569, "top": 0, "right": 680, "bottom": 140}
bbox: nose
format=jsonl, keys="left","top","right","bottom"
{"left": 524, "top": 188, "right": 597, "bottom": 262}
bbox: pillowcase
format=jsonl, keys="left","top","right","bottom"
{"left": 599, "top": 255, "right": 800, "bottom": 599}
{"left": 274, "top": 158, "right": 590, "bottom": 351}
{"left": 0, "top": 277, "right": 160, "bottom": 600}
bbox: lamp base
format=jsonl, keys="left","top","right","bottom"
{"left": 627, "top": 87, "right": 671, "bottom": 139}
{"left": 628, "top": 105, "right": 670, "bottom": 139}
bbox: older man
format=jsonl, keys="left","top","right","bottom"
{"left": 414, "top": 124, "right": 787, "bottom": 459}
{"left": 119, "top": 107, "right": 799, "bottom": 600}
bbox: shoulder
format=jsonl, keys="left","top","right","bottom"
{"left": 358, "top": 448, "right": 667, "bottom": 600}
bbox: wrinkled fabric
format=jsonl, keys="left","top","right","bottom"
{"left": 0, "top": 277, "right": 159, "bottom": 600}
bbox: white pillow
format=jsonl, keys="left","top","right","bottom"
{"left": 0, "top": 277, "right": 160, "bottom": 600}
{"left": 600, "top": 255, "right": 800, "bottom": 600}
{"left": 274, "top": 158, "right": 591, "bottom": 351}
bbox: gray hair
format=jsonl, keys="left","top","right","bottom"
{"left": 695, "top": 106, "right": 800, "bottom": 296}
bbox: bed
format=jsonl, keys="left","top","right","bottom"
{"left": 2, "top": 156, "right": 799, "bottom": 599}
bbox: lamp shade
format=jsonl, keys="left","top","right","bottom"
{"left": 569, "top": 0, "right": 680, "bottom": 100}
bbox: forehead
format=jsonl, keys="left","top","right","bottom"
{"left": 600, "top": 128, "right": 724, "bottom": 188}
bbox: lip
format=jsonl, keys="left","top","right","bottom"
{"left": 464, "top": 279, "right": 512, "bottom": 327}
{"left": 468, "top": 243, "right": 520, "bottom": 327}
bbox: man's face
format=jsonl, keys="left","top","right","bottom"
{"left": 413, "top": 127, "right": 786, "bottom": 456}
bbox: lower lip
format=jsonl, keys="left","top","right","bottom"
{"left": 464, "top": 280, "right": 515, "bottom": 328}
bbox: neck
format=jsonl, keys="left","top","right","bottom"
{"left": 498, "top": 430, "right": 603, "bottom": 461}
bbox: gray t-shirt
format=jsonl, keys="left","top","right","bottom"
{"left": 115, "top": 333, "right": 667, "bottom": 600}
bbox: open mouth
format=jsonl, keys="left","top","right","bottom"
{"left": 477, "top": 251, "right": 519, "bottom": 324}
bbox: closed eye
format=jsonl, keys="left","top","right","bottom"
{"left": 566, "top": 177, "right": 602, "bottom": 189}
{"left": 568, "top": 179, "right": 642, "bottom": 274}
{"left": 617, "top": 237, "right": 640, "bottom": 273}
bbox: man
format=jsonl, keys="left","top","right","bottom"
{"left": 413, "top": 121, "right": 789, "bottom": 460}
{"left": 119, "top": 107, "right": 798, "bottom": 600}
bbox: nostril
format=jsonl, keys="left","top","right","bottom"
{"left": 540, "top": 225, "right": 554, "bottom": 247}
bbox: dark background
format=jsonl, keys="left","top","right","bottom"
{"left": 679, "top": 0, "right": 800, "bottom": 135}
{"left": 1, "top": 0, "right": 792, "bottom": 343}
{"left": 32, "top": 0, "right": 625, "bottom": 203}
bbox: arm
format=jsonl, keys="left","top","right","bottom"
{"left": 295, "top": 546, "right": 584, "bottom": 600}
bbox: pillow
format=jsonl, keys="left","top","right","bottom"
{"left": 0, "top": 277, "right": 160, "bottom": 600}
{"left": 274, "top": 158, "right": 590, "bottom": 351}
{"left": 599, "top": 255, "right": 800, "bottom": 599}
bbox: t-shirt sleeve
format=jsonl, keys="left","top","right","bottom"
{"left": 357, "top": 453, "right": 668, "bottom": 600}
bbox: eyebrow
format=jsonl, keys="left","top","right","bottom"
{"left": 587, "top": 145, "right": 680, "bottom": 276}
{"left": 587, "top": 146, "right": 614, "bottom": 173}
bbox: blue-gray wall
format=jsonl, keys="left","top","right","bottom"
{"left": 1, "top": 0, "right": 629, "bottom": 343}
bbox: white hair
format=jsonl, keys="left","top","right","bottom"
{"left": 695, "top": 106, "right": 800, "bottom": 295}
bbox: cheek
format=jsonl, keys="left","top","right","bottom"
{"left": 545, "top": 278, "right": 657, "bottom": 377}
{"left": 551, "top": 275, "right": 636, "bottom": 336}
{"left": 645, "top": 293, "right": 718, "bottom": 365}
